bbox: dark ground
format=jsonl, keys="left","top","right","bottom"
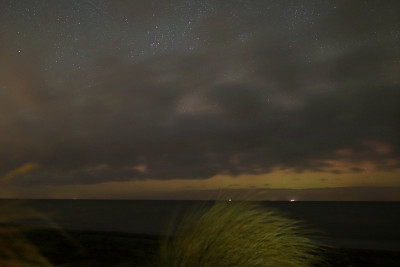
{"left": 6, "top": 227, "right": 400, "bottom": 266}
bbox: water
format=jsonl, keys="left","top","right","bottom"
{"left": 2, "top": 200, "right": 400, "bottom": 250}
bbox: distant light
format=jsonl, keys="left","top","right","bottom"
{"left": 228, "top": 198, "right": 232, "bottom": 202}
{"left": 290, "top": 199, "right": 295, "bottom": 202}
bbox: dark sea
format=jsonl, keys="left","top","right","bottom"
{"left": 2, "top": 200, "right": 400, "bottom": 250}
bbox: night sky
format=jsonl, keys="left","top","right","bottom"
{"left": 1, "top": 0, "right": 399, "bottom": 200}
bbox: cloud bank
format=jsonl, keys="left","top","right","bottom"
{"left": 0, "top": 1, "right": 399, "bottom": 186}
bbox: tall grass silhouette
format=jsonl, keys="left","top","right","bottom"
{"left": 0, "top": 163, "right": 52, "bottom": 266}
{"left": 155, "top": 201, "right": 324, "bottom": 267}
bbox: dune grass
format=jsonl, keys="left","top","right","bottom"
{"left": 0, "top": 164, "right": 53, "bottom": 266}
{"left": 155, "top": 201, "right": 324, "bottom": 267}
{"left": 0, "top": 218, "right": 52, "bottom": 266}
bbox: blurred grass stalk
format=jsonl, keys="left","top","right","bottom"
{"left": 0, "top": 163, "right": 52, "bottom": 266}
{"left": 155, "top": 201, "right": 325, "bottom": 267}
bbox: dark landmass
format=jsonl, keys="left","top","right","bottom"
{"left": 13, "top": 226, "right": 400, "bottom": 266}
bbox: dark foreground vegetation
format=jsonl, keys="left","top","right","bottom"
{"left": 3, "top": 226, "right": 396, "bottom": 267}
{"left": 1, "top": 200, "right": 399, "bottom": 266}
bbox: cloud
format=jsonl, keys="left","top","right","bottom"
{"left": 1, "top": 1, "right": 399, "bottom": 186}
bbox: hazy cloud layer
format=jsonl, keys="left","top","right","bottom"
{"left": 1, "top": 1, "right": 399, "bottom": 185}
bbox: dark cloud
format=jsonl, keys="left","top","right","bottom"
{"left": 1, "top": 1, "right": 399, "bottom": 186}
{"left": 350, "top": 167, "right": 364, "bottom": 173}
